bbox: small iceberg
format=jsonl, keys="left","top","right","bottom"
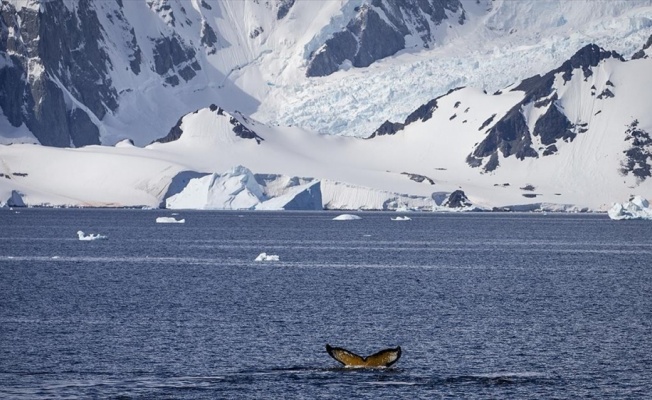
{"left": 255, "top": 252, "right": 280, "bottom": 262}
{"left": 77, "top": 230, "right": 107, "bottom": 241}
{"left": 608, "top": 196, "right": 652, "bottom": 220}
{"left": 156, "top": 216, "right": 185, "bottom": 224}
{"left": 391, "top": 216, "right": 411, "bottom": 221}
{"left": 333, "top": 214, "right": 362, "bottom": 221}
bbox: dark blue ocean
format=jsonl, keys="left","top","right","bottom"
{"left": 1, "top": 209, "right": 651, "bottom": 399}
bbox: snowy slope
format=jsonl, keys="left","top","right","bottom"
{"left": 3, "top": 42, "right": 651, "bottom": 212}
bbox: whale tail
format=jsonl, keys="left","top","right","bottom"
{"left": 326, "top": 344, "right": 401, "bottom": 368}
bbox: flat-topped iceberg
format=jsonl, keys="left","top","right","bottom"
{"left": 391, "top": 216, "right": 411, "bottom": 221}
{"left": 156, "top": 217, "right": 185, "bottom": 223}
{"left": 608, "top": 196, "right": 652, "bottom": 220}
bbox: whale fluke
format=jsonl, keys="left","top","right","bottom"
{"left": 325, "top": 344, "right": 401, "bottom": 368}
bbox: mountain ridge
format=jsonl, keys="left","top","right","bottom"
{"left": 1, "top": 0, "right": 652, "bottom": 211}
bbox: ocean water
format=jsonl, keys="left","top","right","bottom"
{"left": 1, "top": 209, "right": 651, "bottom": 399}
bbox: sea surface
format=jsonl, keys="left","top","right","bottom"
{"left": 1, "top": 209, "right": 651, "bottom": 399}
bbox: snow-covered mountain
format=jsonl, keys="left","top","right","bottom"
{"left": 1, "top": 0, "right": 652, "bottom": 211}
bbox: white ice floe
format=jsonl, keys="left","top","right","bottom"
{"left": 255, "top": 252, "right": 280, "bottom": 262}
{"left": 332, "top": 214, "right": 362, "bottom": 221}
{"left": 608, "top": 196, "right": 652, "bottom": 220}
{"left": 156, "top": 216, "right": 185, "bottom": 223}
{"left": 77, "top": 230, "right": 108, "bottom": 241}
{"left": 391, "top": 216, "right": 412, "bottom": 221}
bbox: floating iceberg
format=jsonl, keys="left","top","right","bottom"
{"left": 255, "top": 252, "right": 280, "bottom": 261}
{"left": 608, "top": 196, "right": 652, "bottom": 220}
{"left": 332, "top": 214, "right": 362, "bottom": 221}
{"left": 391, "top": 216, "right": 411, "bottom": 221}
{"left": 156, "top": 217, "right": 185, "bottom": 223}
{"left": 165, "top": 166, "right": 322, "bottom": 210}
{"left": 77, "top": 231, "right": 107, "bottom": 241}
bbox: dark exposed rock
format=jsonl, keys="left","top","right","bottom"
{"left": 483, "top": 153, "right": 499, "bottom": 172}
{"left": 405, "top": 98, "right": 440, "bottom": 125}
{"left": 557, "top": 44, "right": 623, "bottom": 82}
{"left": 127, "top": 28, "right": 142, "bottom": 75}
{"left": 27, "top": 77, "right": 71, "bottom": 147}
{"left": 520, "top": 184, "right": 535, "bottom": 191}
{"left": 201, "top": 21, "right": 218, "bottom": 48}
{"left": 68, "top": 108, "right": 100, "bottom": 147}
{"left": 164, "top": 75, "right": 180, "bottom": 86}
{"left": 230, "top": 114, "right": 264, "bottom": 144}
{"left": 306, "top": 0, "right": 463, "bottom": 77}
{"left": 478, "top": 114, "right": 496, "bottom": 131}
{"left": 178, "top": 65, "right": 196, "bottom": 82}
{"left": 60, "top": 0, "right": 118, "bottom": 118}
{"left": 156, "top": 115, "right": 186, "bottom": 144}
{"left": 0, "top": 0, "right": 113, "bottom": 147}
{"left": 200, "top": 0, "right": 212, "bottom": 10}
{"left": 401, "top": 172, "right": 435, "bottom": 185}
{"left": 442, "top": 190, "right": 471, "bottom": 208}
{"left": 367, "top": 120, "right": 405, "bottom": 138}
{"left": 631, "top": 34, "right": 652, "bottom": 60}
{"left": 277, "top": 0, "right": 296, "bottom": 19}
{"left": 152, "top": 35, "right": 200, "bottom": 84}
{"left": 307, "top": 5, "right": 404, "bottom": 77}
{"left": 306, "top": 30, "right": 358, "bottom": 77}
{"left": 510, "top": 74, "right": 555, "bottom": 103}
{"left": 109, "top": 5, "right": 143, "bottom": 75}
{"left": 249, "top": 26, "right": 264, "bottom": 39}
{"left": 465, "top": 154, "right": 483, "bottom": 168}
{"left": 620, "top": 120, "right": 652, "bottom": 181}
{"left": 0, "top": 56, "right": 25, "bottom": 127}
{"left": 597, "top": 88, "right": 614, "bottom": 99}
{"left": 368, "top": 87, "right": 463, "bottom": 138}
{"left": 542, "top": 144, "right": 558, "bottom": 156}
{"left": 467, "top": 44, "right": 622, "bottom": 170}
{"left": 352, "top": 9, "right": 404, "bottom": 68}
{"left": 533, "top": 103, "right": 575, "bottom": 146}
{"left": 471, "top": 104, "right": 538, "bottom": 168}
{"left": 533, "top": 93, "right": 558, "bottom": 108}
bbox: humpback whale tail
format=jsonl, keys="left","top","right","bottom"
{"left": 325, "top": 344, "right": 401, "bottom": 368}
